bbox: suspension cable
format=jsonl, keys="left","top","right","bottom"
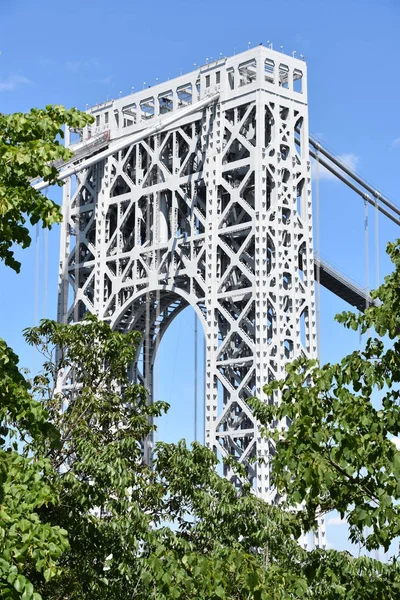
{"left": 375, "top": 199, "right": 379, "bottom": 290}
{"left": 33, "top": 222, "right": 40, "bottom": 374}
{"left": 365, "top": 200, "right": 369, "bottom": 310}
{"left": 361, "top": 200, "right": 369, "bottom": 349}
{"left": 43, "top": 189, "right": 49, "bottom": 318}
{"left": 315, "top": 150, "right": 321, "bottom": 359}
{"left": 194, "top": 312, "right": 198, "bottom": 443}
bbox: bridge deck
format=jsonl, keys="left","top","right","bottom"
{"left": 315, "top": 258, "right": 375, "bottom": 312}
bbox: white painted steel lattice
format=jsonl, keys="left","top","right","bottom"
{"left": 58, "top": 47, "right": 326, "bottom": 549}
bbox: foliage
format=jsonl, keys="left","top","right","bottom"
{"left": 0, "top": 105, "right": 92, "bottom": 271}
{"left": 0, "top": 105, "right": 92, "bottom": 599}
{"left": 250, "top": 240, "right": 400, "bottom": 552}
{"left": 0, "top": 337, "right": 68, "bottom": 599}
{"left": 23, "top": 314, "right": 400, "bottom": 599}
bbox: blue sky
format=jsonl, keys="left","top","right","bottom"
{"left": 1, "top": 0, "right": 400, "bottom": 555}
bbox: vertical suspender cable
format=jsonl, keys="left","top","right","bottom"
{"left": 314, "top": 151, "right": 322, "bottom": 551}
{"left": 43, "top": 229, "right": 48, "bottom": 318}
{"left": 33, "top": 223, "right": 40, "bottom": 374}
{"left": 362, "top": 200, "right": 369, "bottom": 350}
{"left": 365, "top": 200, "right": 369, "bottom": 310}
{"left": 375, "top": 200, "right": 379, "bottom": 290}
{"left": 194, "top": 312, "right": 198, "bottom": 443}
{"left": 315, "top": 151, "right": 321, "bottom": 359}
{"left": 144, "top": 186, "right": 152, "bottom": 463}
{"left": 203, "top": 329, "right": 206, "bottom": 446}
{"left": 43, "top": 189, "right": 49, "bottom": 318}
{"left": 34, "top": 224, "right": 40, "bottom": 326}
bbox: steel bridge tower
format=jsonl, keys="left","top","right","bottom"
{"left": 58, "top": 47, "right": 326, "bottom": 549}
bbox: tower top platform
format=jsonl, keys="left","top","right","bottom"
{"left": 80, "top": 46, "right": 307, "bottom": 145}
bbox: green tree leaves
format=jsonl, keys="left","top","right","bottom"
{"left": 250, "top": 240, "right": 400, "bottom": 552}
{"left": 0, "top": 104, "right": 92, "bottom": 600}
{"left": 0, "top": 106, "right": 92, "bottom": 271}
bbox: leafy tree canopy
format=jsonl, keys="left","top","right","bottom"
{"left": 250, "top": 240, "right": 400, "bottom": 553}
{"left": 21, "top": 313, "right": 400, "bottom": 599}
{"left": 0, "top": 106, "right": 92, "bottom": 271}
{"left": 0, "top": 105, "right": 92, "bottom": 599}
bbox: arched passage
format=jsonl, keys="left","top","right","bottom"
{"left": 154, "top": 304, "right": 206, "bottom": 446}
{"left": 112, "top": 287, "right": 206, "bottom": 462}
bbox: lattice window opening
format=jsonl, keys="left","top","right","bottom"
{"left": 284, "top": 338, "right": 294, "bottom": 359}
{"left": 223, "top": 333, "right": 252, "bottom": 360}
{"left": 122, "top": 102, "right": 137, "bottom": 127}
{"left": 238, "top": 238, "right": 255, "bottom": 276}
{"left": 239, "top": 108, "right": 256, "bottom": 146}
{"left": 86, "top": 224, "right": 96, "bottom": 246}
{"left": 225, "top": 107, "right": 235, "bottom": 126}
{"left": 158, "top": 191, "right": 173, "bottom": 243}
{"left": 158, "top": 90, "right": 173, "bottom": 115}
{"left": 265, "top": 105, "right": 274, "bottom": 147}
{"left": 239, "top": 309, "right": 256, "bottom": 341}
{"left": 280, "top": 167, "right": 290, "bottom": 185}
{"left": 177, "top": 83, "right": 193, "bottom": 107}
{"left": 140, "top": 97, "right": 155, "bottom": 120}
{"left": 282, "top": 207, "right": 291, "bottom": 225}
{"left": 280, "top": 106, "right": 289, "bottom": 121}
{"left": 293, "top": 69, "right": 303, "bottom": 94}
{"left": 176, "top": 131, "right": 190, "bottom": 166}
{"left": 83, "top": 280, "right": 95, "bottom": 306}
{"left": 267, "top": 302, "right": 276, "bottom": 344}
{"left": 221, "top": 370, "right": 246, "bottom": 399}
{"left": 265, "top": 58, "right": 275, "bottom": 84}
{"left": 282, "top": 272, "right": 292, "bottom": 290}
{"left": 299, "top": 308, "right": 309, "bottom": 350}
{"left": 219, "top": 265, "right": 253, "bottom": 293}
{"left": 223, "top": 138, "right": 250, "bottom": 165}
{"left": 267, "top": 235, "right": 276, "bottom": 275}
{"left": 266, "top": 173, "right": 275, "bottom": 211}
{"left": 221, "top": 204, "right": 252, "bottom": 228}
{"left": 296, "top": 178, "right": 305, "bottom": 218}
{"left": 222, "top": 165, "right": 250, "bottom": 189}
{"left": 193, "top": 183, "right": 207, "bottom": 219}
{"left": 218, "top": 186, "right": 232, "bottom": 215}
{"left": 121, "top": 208, "right": 137, "bottom": 252}
{"left": 297, "top": 241, "right": 307, "bottom": 282}
{"left": 176, "top": 196, "right": 192, "bottom": 238}
{"left": 227, "top": 67, "right": 235, "bottom": 90}
{"left": 280, "top": 144, "right": 290, "bottom": 161}
{"left": 241, "top": 172, "right": 255, "bottom": 208}
{"left": 159, "top": 140, "right": 173, "bottom": 173}
{"left": 282, "top": 296, "right": 293, "bottom": 314}
{"left": 138, "top": 195, "right": 153, "bottom": 246}
{"left": 110, "top": 175, "right": 131, "bottom": 197}
{"left": 282, "top": 230, "right": 291, "bottom": 248}
{"left": 294, "top": 115, "right": 304, "bottom": 158}
{"left": 105, "top": 205, "right": 118, "bottom": 244}
{"left": 218, "top": 400, "right": 254, "bottom": 433}
{"left": 183, "top": 151, "right": 203, "bottom": 176}
{"left": 238, "top": 59, "right": 257, "bottom": 87}
{"left": 77, "top": 185, "right": 95, "bottom": 206}
{"left": 279, "top": 64, "right": 290, "bottom": 89}
{"left": 75, "top": 300, "right": 90, "bottom": 322}
{"left": 242, "top": 372, "right": 257, "bottom": 399}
